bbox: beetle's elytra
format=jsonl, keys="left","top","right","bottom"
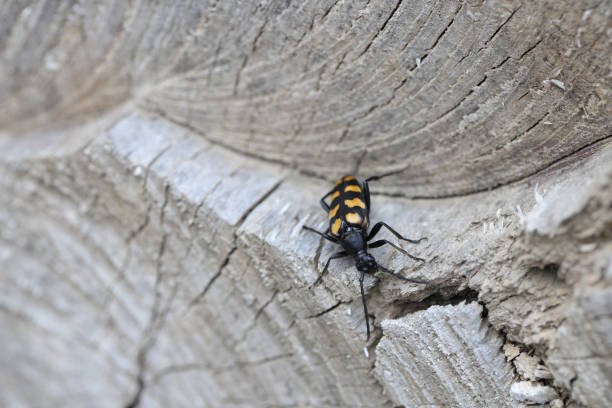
{"left": 303, "top": 175, "right": 428, "bottom": 340}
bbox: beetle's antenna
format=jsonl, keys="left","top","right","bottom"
{"left": 364, "top": 169, "right": 405, "bottom": 183}
{"left": 377, "top": 264, "right": 428, "bottom": 284}
{"left": 351, "top": 150, "right": 367, "bottom": 176}
{"left": 359, "top": 270, "right": 370, "bottom": 341}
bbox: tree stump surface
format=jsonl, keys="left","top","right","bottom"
{"left": 1, "top": 1, "right": 610, "bottom": 407}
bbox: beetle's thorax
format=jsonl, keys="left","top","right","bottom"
{"left": 340, "top": 228, "right": 367, "bottom": 254}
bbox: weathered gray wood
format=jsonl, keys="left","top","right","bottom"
{"left": 2, "top": 1, "right": 610, "bottom": 197}
{"left": 375, "top": 301, "right": 519, "bottom": 407}
{"left": 1, "top": 1, "right": 611, "bottom": 407}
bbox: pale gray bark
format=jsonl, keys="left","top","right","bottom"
{"left": 1, "top": 1, "right": 611, "bottom": 407}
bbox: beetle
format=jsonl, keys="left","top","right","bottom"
{"left": 303, "top": 175, "right": 428, "bottom": 340}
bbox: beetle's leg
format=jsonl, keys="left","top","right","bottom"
{"left": 302, "top": 225, "right": 338, "bottom": 243}
{"left": 319, "top": 189, "right": 335, "bottom": 212}
{"left": 376, "top": 263, "right": 428, "bottom": 284}
{"left": 369, "top": 239, "right": 426, "bottom": 262}
{"left": 310, "top": 250, "right": 348, "bottom": 287}
{"left": 367, "top": 221, "right": 427, "bottom": 243}
{"left": 359, "top": 270, "right": 370, "bottom": 341}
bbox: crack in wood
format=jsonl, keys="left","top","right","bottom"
{"left": 125, "top": 231, "right": 170, "bottom": 408}
{"left": 319, "top": 0, "right": 340, "bottom": 25}
{"left": 233, "top": 16, "right": 269, "bottom": 96}
{"left": 188, "top": 179, "right": 223, "bottom": 226}
{"left": 142, "top": 144, "right": 172, "bottom": 189}
{"left": 372, "top": 134, "right": 612, "bottom": 200}
{"left": 517, "top": 90, "right": 530, "bottom": 101}
{"left": 126, "top": 204, "right": 151, "bottom": 243}
{"left": 509, "top": 111, "right": 550, "bottom": 144}
{"left": 235, "top": 178, "right": 284, "bottom": 230}
{"left": 518, "top": 38, "right": 543, "bottom": 60}
{"left": 331, "top": 50, "right": 348, "bottom": 75}
{"left": 401, "top": 2, "right": 436, "bottom": 54}
{"left": 419, "top": 2, "right": 463, "bottom": 64}
{"left": 484, "top": 5, "right": 521, "bottom": 47}
{"left": 151, "top": 352, "right": 295, "bottom": 383}
{"left": 233, "top": 290, "right": 280, "bottom": 347}
{"left": 158, "top": 183, "right": 170, "bottom": 225}
{"left": 183, "top": 176, "right": 283, "bottom": 315}
{"left": 186, "top": 245, "right": 237, "bottom": 311}
{"left": 305, "top": 300, "right": 348, "bottom": 319}
{"left": 356, "top": 0, "right": 404, "bottom": 60}
{"left": 337, "top": 77, "right": 408, "bottom": 143}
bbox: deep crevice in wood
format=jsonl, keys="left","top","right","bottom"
{"left": 392, "top": 287, "right": 479, "bottom": 318}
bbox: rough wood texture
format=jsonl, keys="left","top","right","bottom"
{"left": 1, "top": 1, "right": 610, "bottom": 407}
{"left": 375, "top": 301, "right": 517, "bottom": 407}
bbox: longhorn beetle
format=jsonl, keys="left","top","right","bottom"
{"left": 303, "top": 175, "right": 428, "bottom": 340}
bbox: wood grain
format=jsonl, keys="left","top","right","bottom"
{"left": 1, "top": 1, "right": 611, "bottom": 407}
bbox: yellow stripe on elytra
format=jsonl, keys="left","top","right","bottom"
{"left": 344, "top": 198, "right": 366, "bottom": 208}
{"left": 345, "top": 212, "right": 361, "bottom": 224}
{"left": 362, "top": 216, "right": 368, "bottom": 227}
{"left": 331, "top": 191, "right": 340, "bottom": 201}
{"left": 328, "top": 204, "right": 339, "bottom": 219}
{"left": 344, "top": 185, "right": 361, "bottom": 193}
{"left": 335, "top": 175, "right": 356, "bottom": 187}
{"left": 331, "top": 218, "right": 342, "bottom": 235}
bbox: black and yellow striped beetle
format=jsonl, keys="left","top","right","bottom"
{"left": 303, "top": 175, "right": 428, "bottom": 340}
